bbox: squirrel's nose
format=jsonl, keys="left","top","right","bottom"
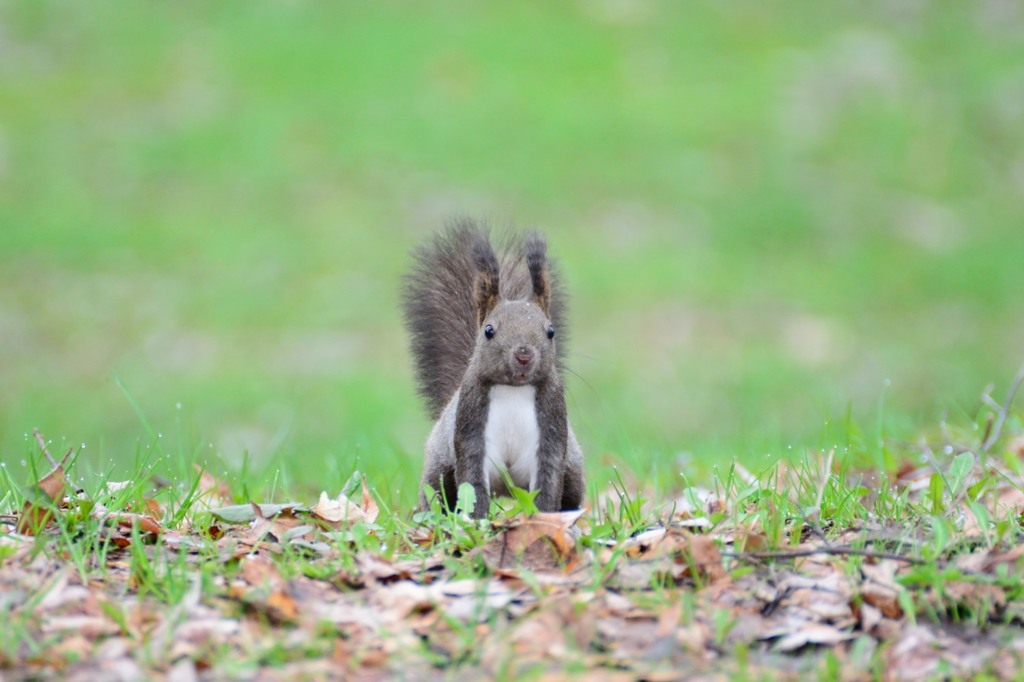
{"left": 514, "top": 347, "right": 533, "bottom": 366}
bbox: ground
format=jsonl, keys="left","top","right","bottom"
{"left": 3, "top": 4, "right": 1024, "bottom": 680}
{"left": 3, "top": 401, "right": 1024, "bottom": 681}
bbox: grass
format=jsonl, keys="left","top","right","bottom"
{"left": 1, "top": 3, "right": 1023, "bottom": 675}
{"left": 1, "top": 1, "right": 1023, "bottom": 506}
{"left": 1, "top": 399, "right": 1022, "bottom": 678}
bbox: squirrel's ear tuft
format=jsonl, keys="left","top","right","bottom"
{"left": 525, "top": 232, "right": 550, "bottom": 316}
{"left": 472, "top": 234, "right": 500, "bottom": 328}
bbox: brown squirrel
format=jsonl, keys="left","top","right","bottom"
{"left": 402, "top": 220, "right": 585, "bottom": 518}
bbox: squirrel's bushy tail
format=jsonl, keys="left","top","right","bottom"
{"left": 401, "top": 218, "right": 568, "bottom": 419}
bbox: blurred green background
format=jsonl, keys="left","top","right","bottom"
{"left": 2, "top": 1, "right": 1022, "bottom": 506}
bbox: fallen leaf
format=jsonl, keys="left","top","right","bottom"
{"left": 480, "top": 510, "right": 585, "bottom": 571}
{"left": 860, "top": 560, "right": 904, "bottom": 619}
{"left": 983, "top": 545, "right": 1024, "bottom": 571}
{"left": 16, "top": 449, "right": 73, "bottom": 535}
{"left": 734, "top": 526, "right": 769, "bottom": 553}
{"left": 41, "top": 615, "right": 121, "bottom": 638}
{"left": 104, "top": 481, "right": 132, "bottom": 495}
{"left": 115, "top": 514, "right": 163, "bottom": 536}
{"left": 193, "top": 465, "right": 233, "bottom": 510}
{"left": 769, "top": 622, "right": 855, "bottom": 652}
{"left": 370, "top": 580, "right": 436, "bottom": 619}
{"left": 309, "top": 477, "right": 379, "bottom": 527}
{"left": 885, "top": 624, "right": 995, "bottom": 682}
{"left": 859, "top": 602, "right": 882, "bottom": 634}
{"left": 209, "top": 502, "right": 306, "bottom": 525}
{"left": 132, "top": 497, "right": 164, "bottom": 518}
{"left": 652, "top": 530, "right": 726, "bottom": 583}
{"left": 619, "top": 527, "right": 667, "bottom": 558}
{"left": 232, "top": 555, "right": 298, "bottom": 623}
{"left": 1009, "top": 434, "right": 1024, "bottom": 459}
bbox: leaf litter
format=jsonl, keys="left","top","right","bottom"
{"left": 5, "top": 431, "right": 1024, "bottom": 679}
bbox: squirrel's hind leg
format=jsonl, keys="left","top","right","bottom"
{"left": 421, "top": 395, "right": 460, "bottom": 512}
{"left": 419, "top": 464, "right": 458, "bottom": 512}
{"left": 560, "top": 427, "right": 586, "bottom": 511}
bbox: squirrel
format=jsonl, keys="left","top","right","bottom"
{"left": 401, "top": 219, "right": 585, "bottom": 518}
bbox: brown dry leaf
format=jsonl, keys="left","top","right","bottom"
{"left": 665, "top": 530, "right": 726, "bottom": 583}
{"left": 669, "top": 485, "right": 726, "bottom": 524}
{"left": 245, "top": 501, "right": 273, "bottom": 544}
{"left": 16, "top": 449, "right": 72, "bottom": 535}
{"left": 860, "top": 560, "right": 904, "bottom": 619}
{"left": 238, "top": 553, "right": 281, "bottom": 585}
{"left": 435, "top": 578, "right": 518, "bottom": 623}
{"left": 769, "top": 622, "right": 855, "bottom": 652}
{"left": 99, "top": 482, "right": 165, "bottom": 519}
{"left": 610, "top": 531, "right": 725, "bottom": 589}
{"left": 133, "top": 498, "right": 164, "bottom": 518}
{"left": 937, "top": 581, "right": 1006, "bottom": 615}
{"left": 859, "top": 602, "right": 883, "bottom": 634}
{"left": 232, "top": 554, "right": 298, "bottom": 623}
{"left": 41, "top": 615, "right": 121, "bottom": 639}
{"left": 595, "top": 612, "right": 670, "bottom": 663}
{"left": 480, "top": 510, "right": 585, "bottom": 571}
{"left": 193, "top": 465, "right": 233, "bottom": 510}
{"left": 115, "top": 514, "right": 163, "bottom": 536}
{"left": 407, "top": 525, "right": 435, "bottom": 546}
{"left": 734, "top": 526, "right": 769, "bottom": 553}
{"left": 894, "top": 463, "right": 934, "bottom": 499}
{"left": 335, "top": 554, "right": 421, "bottom": 588}
{"left": 160, "top": 528, "right": 205, "bottom": 552}
{"left": 885, "top": 625, "right": 991, "bottom": 682}
{"left": 309, "top": 477, "right": 379, "bottom": 527}
{"left": 960, "top": 503, "right": 988, "bottom": 537}
{"left": 954, "top": 549, "right": 990, "bottom": 573}
{"left": 993, "top": 485, "right": 1024, "bottom": 516}
{"left": 49, "top": 634, "right": 94, "bottom": 668}
{"left": 775, "top": 570, "right": 856, "bottom": 624}
{"left": 241, "top": 502, "right": 310, "bottom": 548}
{"left": 619, "top": 527, "right": 667, "bottom": 558}
{"left": 370, "top": 580, "right": 436, "bottom": 620}
{"left": 497, "top": 608, "right": 574, "bottom": 665}
{"left": 103, "top": 481, "right": 132, "bottom": 496}
{"left": 109, "top": 531, "right": 132, "bottom": 549}
{"left": 655, "top": 596, "right": 682, "bottom": 636}
{"left": 983, "top": 545, "right": 1024, "bottom": 571}
{"left": 1009, "top": 434, "right": 1024, "bottom": 459}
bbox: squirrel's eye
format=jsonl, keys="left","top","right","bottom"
{"left": 484, "top": 324, "right": 495, "bottom": 340}
{"left": 547, "top": 325, "right": 555, "bottom": 340}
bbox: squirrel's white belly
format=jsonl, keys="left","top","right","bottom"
{"left": 483, "top": 385, "right": 540, "bottom": 494}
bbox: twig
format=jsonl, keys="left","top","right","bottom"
{"left": 33, "top": 428, "right": 83, "bottom": 494}
{"left": 980, "top": 393, "right": 1002, "bottom": 413}
{"left": 981, "top": 361, "right": 1024, "bottom": 453}
{"left": 973, "top": 382, "right": 996, "bottom": 421}
{"left": 33, "top": 428, "right": 60, "bottom": 469}
{"left": 727, "top": 546, "right": 925, "bottom": 565}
